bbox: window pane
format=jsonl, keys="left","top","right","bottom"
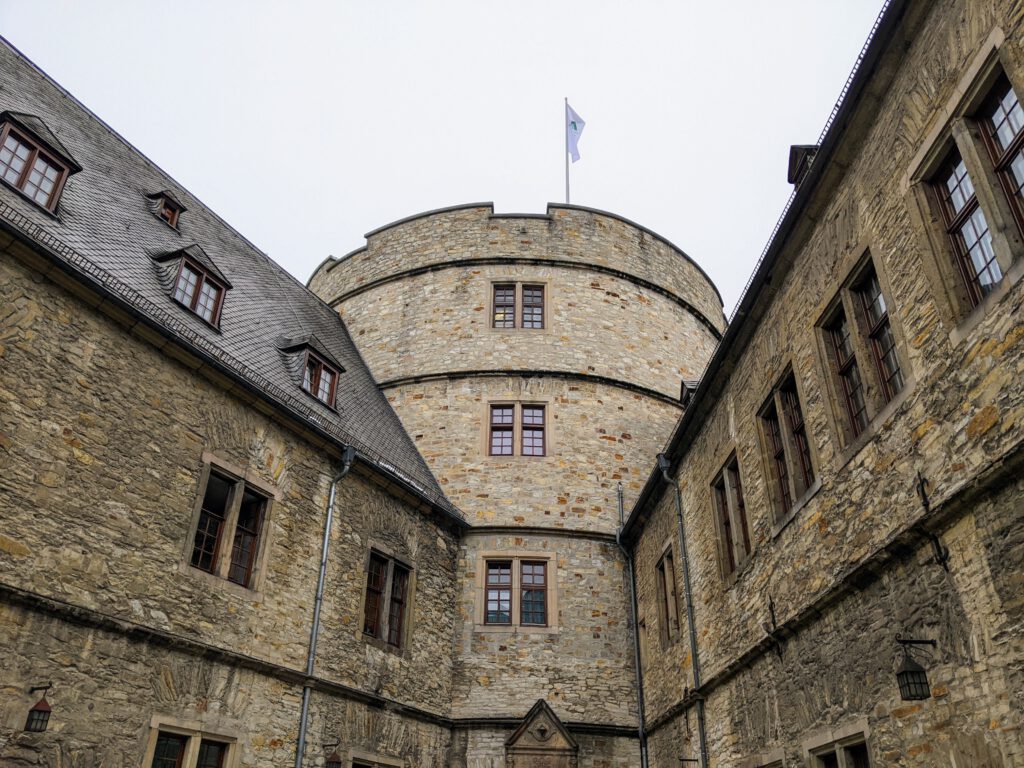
{"left": 174, "top": 264, "right": 199, "bottom": 307}
{"left": 196, "top": 740, "right": 228, "bottom": 768}
{"left": 493, "top": 284, "right": 515, "bottom": 328}
{"left": 520, "top": 561, "right": 546, "bottom": 625}
{"left": 988, "top": 77, "right": 1024, "bottom": 153}
{"left": 763, "top": 404, "right": 791, "bottom": 513}
{"left": 781, "top": 379, "right": 814, "bottom": 492}
{"left": 228, "top": 488, "right": 265, "bottom": 586}
{"left": 490, "top": 406, "right": 514, "bottom": 456}
{"left": 24, "top": 156, "right": 58, "bottom": 205}
{"left": 387, "top": 564, "right": 409, "bottom": 646}
{"left": 196, "top": 279, "right": 222, "bottom": 323}
{"left": 190, "top": 473, "right": 232, "bottom": 573}
{"left": 522, "top": 285, "right": 544, "bottom": 329}
{"left": 363, "top": 553, "right": 388, "bottom": 638}
{"left": 486, "top": 561, "right": 512, "bottom": 624}
{"left": 152, "top": 733, "right": 187, "bottom": 768}
{"left": 0, "top": 133, "right": 29, "bottom": 184}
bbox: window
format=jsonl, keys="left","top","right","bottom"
{"left": 187, "top": 462, "right": 271, "bottom": 590}
{"left": 146, "top": 727, "right": 235, "bottom": 768}
{"left": 362, "top": 551, "right": 411, "bottom": 649}
{"left": 0, "top": 117, "right": 77, "bottom": 212}
{"left": 302, "top": 350, "right": 339, "bottom": 407}
{"left": 711, "top": 455, "right": 752, "bottom": 578}
{"left": 980, "top": 74, "right": 1024, "bottom": 235}
{"left": 826, "top": 310, "right": 869, "bottom": 438}
{"left": 759, "top": 371, "right": 816, "bottom": 523}
{"left": 477, "top": 553, "right": 556, "bottom": 630}
{"left": 932, "top": 150, "right": 1002, "bottom": 305}
{"left": 151, "top": 192, "right": 184, "bottom": 229}
{"left": 655, "top": 549, "right": 680, "bottom": 644}
{"left": 810, "top": 736, "right": 871, "bottom": 768}
{"left": 173, "top": 258, "right": 226, "bottom": 326}
{"left": 488, "top": 403, "right": 548, "bottom": 457}
{"left": 817, "top": 255, "right": 908, "bottom": 447}
{"left": 490, "top": 282, "right": 545, "bottom": 329}
{"left": 855, "top": 266, "right": 905, "bottom": 402}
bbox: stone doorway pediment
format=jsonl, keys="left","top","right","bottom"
{"left": 505, "top": 699, "right": 578, "bottom": 767}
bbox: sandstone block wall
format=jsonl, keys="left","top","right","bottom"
{"left": 631, "top": 0, "right": 1024, "bottom": 764}
{"left": 0, "top": 244, "right": 460, "bottom": 763}
{"left": 308, "top": 204, "right": 726, "bottom": 340}
{"left": 452, "top": 531, "right": 636, "bottom": 723}
{"left": 385, "top": 376, "right": 681, "bottom": 533}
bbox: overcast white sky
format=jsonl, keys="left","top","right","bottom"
{"left": 0, "top": 1, "right": 883, "bottom": 314}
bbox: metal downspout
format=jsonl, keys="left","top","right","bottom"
{"left": 657, "top": 453, "right": 708, "bottom": 768}
{"left": 295, "top": 445, "right": 356, "bottom": 768}
{"left": 617, "top": 482, "right": 649, "bottom": 768}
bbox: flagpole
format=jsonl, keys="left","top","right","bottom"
{"left": 564, "top": 97, "right": 570, "bottom": 204}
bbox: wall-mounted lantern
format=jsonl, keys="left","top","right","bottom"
{"left": 323, "top": 740, "right": 342, "bottom": 768}
{"left": 25, "top": 683, "right": 52, "bottom": 732}
{"left": 896, "top": 635, "right": 936, "bottom": 701}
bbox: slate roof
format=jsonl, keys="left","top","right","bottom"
{"left": 0, "top": 37, "right": 460, "bottom": 521}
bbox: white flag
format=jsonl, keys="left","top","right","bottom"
{"left": 566, "top": 102, "right": 585, "bottom": 163}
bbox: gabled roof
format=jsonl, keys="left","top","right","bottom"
{"left": 0, "top": 36, "right": 461, "bottom": 523}
{"left": 505, "top": 699, "right": 578, "bottom": 753}
{"left": 150, "top": 243, "right": 233, "bottom": 288}
{"left": 1, "top": 110, "right": 81, "bottom": 172}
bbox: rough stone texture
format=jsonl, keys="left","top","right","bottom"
{"left": 385, "top": 377, "right": 681, "bottom": 533}
{"left": 308, "top": 205, "right": 727, "bottom": 340}
{"left": 452, "top": 532, "right": 636, "bottom": 722}
{"left": 0, "top": 247, "right": 459, "bottom": 763}
{"left": 330, "top": 263, "right": 718, "bottom": 397}
{"left": 631, "top": 0, "right": 1024, "bottom": 765}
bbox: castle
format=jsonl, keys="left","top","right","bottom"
{"left": 1, "top": 1, "right": 1022, "bottom": 767}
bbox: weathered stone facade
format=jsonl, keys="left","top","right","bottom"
{"left": 624, "top": 0, "right": 1024, "bottom": 766}
{"left": 4, "top": 0, "right": 1024, "bottom": 766}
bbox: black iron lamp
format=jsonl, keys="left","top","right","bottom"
{"left": 25, "top": 683, "right": 52, "bottom": 732}
{"left": 322, "top": 740, "right": 342, "bottom": 768}
{"left": 896, "top": 635, "right": 936, "bottom": 701}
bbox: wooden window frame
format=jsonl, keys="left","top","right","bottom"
{"left": 486, "top": 401, "right": 550, "bottom": 458}
{"left": 979, "top": 72, "right": 1024, "bottom": 239}
{"left": 758, "top": 369, "right": 818, "bottom": 526}
{"left": 142, "top": 719, "right": 239, "bottom": 768}
{"left": 0, "top": 122, "right": 71, "bottom": 212}
{"left": 519, "top": 560, "right": 548, "bottom": 626}
{"left": 302, "top": 350, "right": 339, "bottom": 408}
{"left": 931, "top": 149, "right": 1003, "bottom": 306}
{"left": 172, "top": 258, "right": 226, "bottom": 327}
{"left": 361, "top": 549, "right": 413, "bottom": 650}
{"left": 157, "top": 196, "right": 182, "bottom": 228}
{"left": 825, "top": 308, "right": 869, "bottom": 439}
{"left": 475, "top": 551, "right": 557, "bottom": 633}
{"left": 711, "top": 454, "right": 752, "bottom": 580}
{"left": 489, "top": 280, "right": 548, "bottom": 331}
{"left": 852, "top": 263, "right": 905, "bottom": 404}
{"left": 182, "top": 456, "right": 277, "bottom": 595}
{"left": 484, "top": 560, "right": 513, "bottom": 625}
{"left": 655, "top": 547, "right": 681, "bottom": 646}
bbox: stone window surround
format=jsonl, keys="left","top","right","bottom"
{"left": 487, "top": 278, "right": 551, "bottom": 333}
{"left": 141, "top": 714, "right": 240, "bottom": 768}
{"left": 654, "top": 540, "right": 681, "bottom": 647}
{"left": 756, "top": 365, "right": 821, "bottom": 537}
{"left": 178, "top": 451, "right": 281, "bottom": 601}
{"left": 803, "top": 717, "right": 872, "bottom": 768}
{"left": 480, "top": 398, "right": 554, "bottom": 459}
{"left": 710, "top": 451, "right": 753, "bottom": 584}
{"left": 357, "top": 540, "right": 417, "bottom": 655}
{"left": 903, "top": 26, "right": 1024, "bottom": 343}
{"left": 811, "top": 248, "right": 916, "bottom": 460}
{"left": 347, "top": 749, "right": 405, "bottom": 767}
{"left": 473, "top": 550, "right": 558, "bottom": 634}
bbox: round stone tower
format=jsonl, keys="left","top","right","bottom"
{"left": 308, "top": 202, "right": 724, "bottom": 762}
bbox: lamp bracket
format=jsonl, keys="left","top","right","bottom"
{"left": 896, "top": 635, "right": 936, "bottom": 648}
{"left": 28, "top": 682, "right": 52, "bottom": 695}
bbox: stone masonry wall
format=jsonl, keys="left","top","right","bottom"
{"left": 308, "top": 205, "right": 726, "bottom": 338}
{"left": 452, "top": 531, "right": 637, "bottom": 723}
{"left": 0, "top": 244, "right": 461, "bottom": 761}
{"left": 332, "top": 263, "right": 718, "bottom": 399}
{"left": 633, "top": 0, "right": 1024, "bottom": 764}
{"left": 385, "top": 376, "right": 682, "bottom": 534}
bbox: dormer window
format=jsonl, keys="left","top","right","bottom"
{"left": 0, "top": 113, "right": 81, "bottom": 212}
{"left": 150, "top": 244, "right": 232, "bottom": 328}
{"left": 302, "top": 351, "right": 338, "bottom": 407}
{"left": 277, "top": 335, "right": 346, "bottom": 408}
{"left": 147, "top": 190, "right": 186, "bottom": 229}
{"left": 173, "top": 259, "right": 225, "bottom": 325}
